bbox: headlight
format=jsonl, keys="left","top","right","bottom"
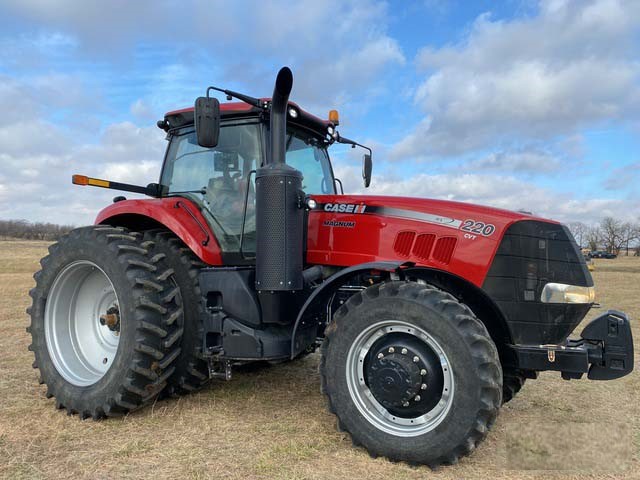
{"left": 540, "top": 283, "right": 596, "bottom": 304}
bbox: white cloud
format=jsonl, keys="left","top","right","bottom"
{"left": 2, "top": 1, "right": 404, "bottom": 113}
{"left": 334, "top": 164, "right": 639, "bottom": 224}
{"left": 466, "top": 149, "right": 562, "bottom": 174}
{"left": 393, "top": 0, "right": 640, "bottom": 158}
{"left": 603, "top": 161, "right": 640, "bottom": 190}
{"left": 0, "top": 114, "right": 165, "bottom": 225}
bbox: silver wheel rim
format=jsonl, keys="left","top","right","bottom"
{"left": 44, "top": 261, "right": 121, "bottom": 387}
{"left": 346, "top": 320, "right": 454, "bottom": 437}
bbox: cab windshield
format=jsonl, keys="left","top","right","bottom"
{"left": 160, "top": 121, "right": 334, "bottom": 257}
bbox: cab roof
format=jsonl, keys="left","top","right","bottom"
{"left": 162, "top": 99, "right": 332, "bottom": 135}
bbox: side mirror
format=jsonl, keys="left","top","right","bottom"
{"left": 194, "top": 96, "right": 220, "bottom": 148}
{"left": 362, "top": 153, "right": 372, "bottom": 188}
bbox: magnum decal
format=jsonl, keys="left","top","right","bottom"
{"left": 323, "top": 220, "right": 356, "bottom": 228}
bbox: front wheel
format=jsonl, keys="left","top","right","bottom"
{"left": 320, "top": 281, "right": 502, "bottom": 466}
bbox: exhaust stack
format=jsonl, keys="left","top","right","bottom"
{"left": 255, "top": 67, "right": 305, "bottom": 291}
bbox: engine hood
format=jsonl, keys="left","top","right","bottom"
{"left": 312, "top": 194, "right": 555, "bottom": 228}
{"left": 306, "top": 194, "right": 559, "bottom": 286}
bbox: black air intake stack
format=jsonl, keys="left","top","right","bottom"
{"left": 255, "top": 67, "right": 305, "bottom": 291}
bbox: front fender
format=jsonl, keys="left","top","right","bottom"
{"left": 290, "top": 261, "right": 405, "bottom": 358}
{"left": 96, "top": 198, "right": 223, "bottom": 265}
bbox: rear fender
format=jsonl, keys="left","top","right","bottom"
{"left": 95, "top": 198, "right": 222, "bottom": 265}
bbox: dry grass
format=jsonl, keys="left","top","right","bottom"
{"left": 0, "top": 239, "right": 638, "bottom": 479}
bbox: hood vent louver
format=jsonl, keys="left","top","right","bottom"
{"left": 394, "top": 231, "right": 458, "bottom": 264}
{"left": 412, "top": 233, "right": 436, "bottom": 260}
{"left": 432, "top": 236, "right": 457, "bottom": 264}
{"left": 393, "top": 231, "right": 416, "bottom": 257}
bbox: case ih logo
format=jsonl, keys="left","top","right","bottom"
{"left": 323, "top": 203, "right": 367, "bottom": 214}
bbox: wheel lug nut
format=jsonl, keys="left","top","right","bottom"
{"left": 413, "top": 356, "right": 419, "bottom": 363}
{"left": 414, "top": 395, "right": 421, "bottom": 402}
{"left": 421, "top": 383, "right": 427, "bottom": 390}
{"left": 377, "top": 353, "right": 384, "bottom": 359}
{"left": 402, "top": 401, "right": 409, "bottom": 407}
{"left": 401, "top": 348, "right": 407, "bottom": 355}
{"left": 420, "top": 369, "right": 427, "bottom": 375}
{"left": 388, "top": 347, "right": 395, "bottom": 353}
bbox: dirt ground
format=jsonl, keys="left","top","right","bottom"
{"left": 0, "top": 239, "right": 638, "bottom": 479}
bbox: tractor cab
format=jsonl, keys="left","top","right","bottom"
{"left": 158, "top": 102, "right": 337, "bottom": 257}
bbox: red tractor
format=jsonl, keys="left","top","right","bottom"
{"left": 28, "top": 67, "right": 633, "bottom": 466}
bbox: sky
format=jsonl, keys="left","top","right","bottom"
{"left": 0, "top": 0, "right": 638, "bottom": 226}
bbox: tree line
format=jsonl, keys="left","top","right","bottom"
{"left": 0, "top": 219, "right": 75, "bottom": 241}
{"left": 568, "top": 217, "right": 640, "bottom": 256}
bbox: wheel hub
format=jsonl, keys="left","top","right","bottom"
{"left": 363, "top": 332, "right": 446, "bottom": 418}
{"left": 366, "top": 352, "right": 422, "bottom": 408}
{"left": 100, "top": 306, "right": 120, "bottom": 333}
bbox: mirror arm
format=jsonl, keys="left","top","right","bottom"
{"left": 206, "top": 86, "right": 264, "bottom": 109}
{"left": 336, "top": 134, "right": 372, "bottom": 156}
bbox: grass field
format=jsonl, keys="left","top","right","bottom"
{"left": 0, "top": 239, "right": 638, "bottom": 479}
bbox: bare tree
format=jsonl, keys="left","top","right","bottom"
{"left": 585, "top": 226, "right": 602, "bottom": 251}
{"left": 599, "top": 217, "right": 627, "bottom": 254}
{"left": 0, "top": 219, "right": 74, "bottom": 241}
{"left": 620, "top": 222, "right": 640, "bottom": 256}
{"left": 567, "top": 222, "right": 588, "bottom": 248}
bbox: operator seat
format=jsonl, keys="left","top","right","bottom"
{"left": 205, "top": 164, "right": 244, "bottom": 233}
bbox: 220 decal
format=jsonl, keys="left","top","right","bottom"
{"left": 460, "top": 219, "right": 496, "bottom": 236}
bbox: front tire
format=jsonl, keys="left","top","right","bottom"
{"left": 502, "top": 369, "right": 527, "bottom": 403}
{"left": 27, "top": 226, "right": 183, "bottom": 418}
{"left": 320, "top": 281, "right": 502, "bottom": 466}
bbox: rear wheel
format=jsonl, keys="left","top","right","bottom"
{"left": 27, "top": 226, "right": 183, "bottom": 418}
{"left": 320, "top": 281, "right": 502, "bottom": 466}
{"left": 142, "top": 230, "right": 210, "bottom": 395}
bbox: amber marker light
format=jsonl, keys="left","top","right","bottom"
{"left": 329, "top": 109, "right": 339, "bottom": 125}
{"left": 72, "top": 174, "right": 89, "bottom": 185}
{"left": 72, "top": 175, "right": 110, "bottom": 188}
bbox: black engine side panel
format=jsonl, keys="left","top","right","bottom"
{"left": 483, "top": 220, "right": 593, "bottom": 344}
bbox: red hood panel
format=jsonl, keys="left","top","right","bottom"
{"left": 306, "top": 194, "right": 557, "bottom": 286}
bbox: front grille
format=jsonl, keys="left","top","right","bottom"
{"left": 482, "top": 220, "right": 593, "bottom": 344}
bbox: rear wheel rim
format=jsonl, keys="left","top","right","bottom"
{"left": 44, "top": 261, "right": 121, "bottom": 387}
{"left": 345, "top": 320, "right": 454, "bottom": 437}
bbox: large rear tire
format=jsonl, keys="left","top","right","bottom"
{"left": 142, "top": 230, "right": 210, "bottom": 395}
{"left": 320, "top": 281, "right": 502, "bottom": 466}
{"left": 27, "top": 226, "right": 183, "bottom": 418}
